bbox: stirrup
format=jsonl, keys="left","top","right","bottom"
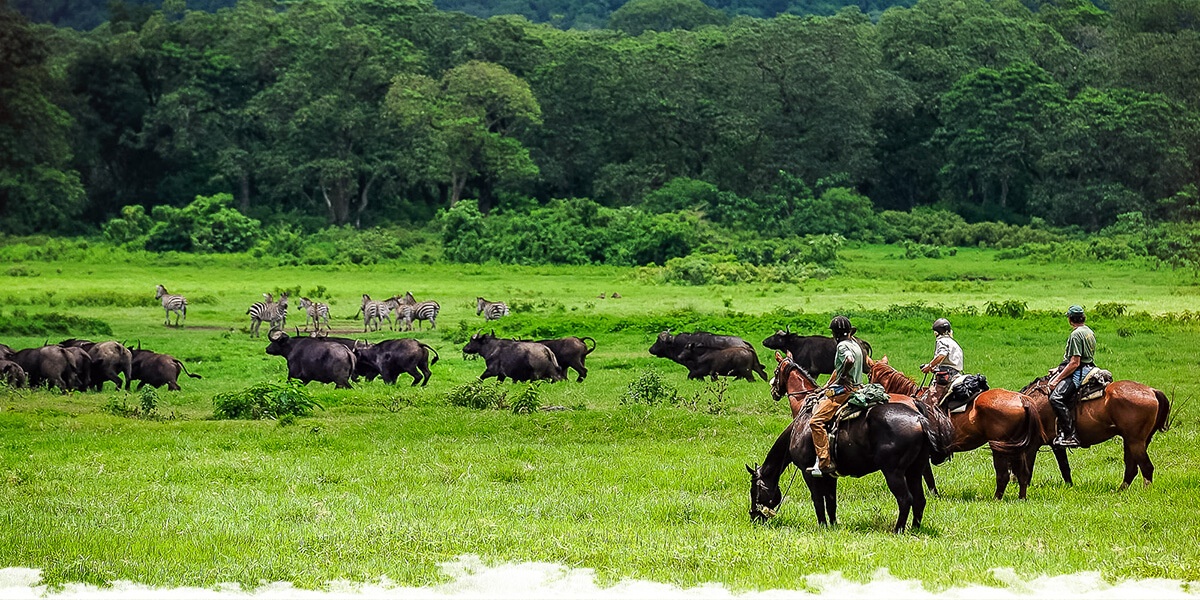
{"left": 808, "top": 459, "right": 825, "bottom": 477}
{"left": 1052, "top": 434, "right": 1080, "bottom": 448}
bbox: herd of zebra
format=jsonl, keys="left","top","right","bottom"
{"left": 155, "top": 285, "right": 511, "bottom": 335}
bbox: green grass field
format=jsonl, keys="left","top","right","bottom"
{"left": 2, "top": 244, "right": 1198, "bottom": 591}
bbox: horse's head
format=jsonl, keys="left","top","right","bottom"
{"left": 770, "top": 351, "right": 817, "bottom": 402}
{"left": 746, "top": 464, "right": 782, "bottom": 523}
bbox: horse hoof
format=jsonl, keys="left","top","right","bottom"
{"left": 1118, "top": 483, "right": 1130, "bottom": 491}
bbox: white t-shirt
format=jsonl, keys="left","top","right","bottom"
{"left": 934, "top": 335, "right": 964, "bottom": 372}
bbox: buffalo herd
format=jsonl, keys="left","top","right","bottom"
{"left": 2, "top": 326, "right": 866, "bottom": 393}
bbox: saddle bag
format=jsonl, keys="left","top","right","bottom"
{"left": 940, "top": 373, "right": 989, "bottom": 412}
{"left": 1076, "top": 368, "right": 1113, "bottom": 403}
{"left": 848, "top": 383, "right": 889, "bottom": 408}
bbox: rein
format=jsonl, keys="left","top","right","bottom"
{"left": 753, "top": 466, "right": 800, "bottom": 519}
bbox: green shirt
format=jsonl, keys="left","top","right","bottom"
{"left": 1064, "top": 325, "right": 1096, "bottom": 365}
{"left": 834, "top": 339, "right": 863, "bottom": 386}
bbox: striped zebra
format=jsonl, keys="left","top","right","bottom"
{"left": 298, "top": 297, "right": 331, "bottom": 332}
{"left": 391, "top": 293, "right": 440, "bottom": 331}
{"left": 155, "top": 284, "right": 187, "bottom": 327}
{"left": 476, "top": 297, "right": 510, "bottom": 321}
{"left": 359, "top": 294, "right": 392, "bottom": 332}
{"left": 247, "top": 292, "right": 288, "bottom": 337}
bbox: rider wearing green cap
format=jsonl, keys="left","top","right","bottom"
{"left": 808, "top": 315, "right": 863, "bottom": 477}
{"left": 1048, "top": 305, "right": 1095, "bottom": 447}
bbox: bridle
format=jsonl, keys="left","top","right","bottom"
{"left": 749, "top": 465, "right": 799, "bottom": 520}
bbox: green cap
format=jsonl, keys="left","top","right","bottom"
{"left": 1066, "top": 305, "right": 1085, "bottom": 317}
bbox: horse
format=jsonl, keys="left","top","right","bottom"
{"left": 1022, "top": 375, "right": 1170, "bottom": 490}
{"left": 749, "top": 352, "right": 949, "bottom": 533}
{"left": 867, "top": 356, "right": 1046, "bottom": 500}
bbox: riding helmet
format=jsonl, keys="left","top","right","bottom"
{"left": 932, "top": 318, "right": 952, "bottom": 334}
{"left": 829, "top": 315, "right": 853, "bottom": 337}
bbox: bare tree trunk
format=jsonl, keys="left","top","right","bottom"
{"left": 450, "top": 173, "right": 467, "bottom": 207}
{"left": 238, "top": 173, "right": 251, "bottom": 214}
{"left": 355, "top": 174, "right": 375, "bottom": 229}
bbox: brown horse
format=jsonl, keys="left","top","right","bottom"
{"left": 751, "top": 352, "right": 949, "bottom": 532}
{"left": 1022, "top": 375, "right": 1170, "bottom": 490}
{"left": 868, "top": 356, "right": 1045, "bottom": 500}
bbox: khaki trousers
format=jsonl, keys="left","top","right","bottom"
{"left": 810, "top": 389, "right": 853, "bottom": 467}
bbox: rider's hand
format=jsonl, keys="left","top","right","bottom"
{"left": 920, "top": 363, "right": 931, "bottom": 374}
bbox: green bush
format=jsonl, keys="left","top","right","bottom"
{"left": 140, "top": 194, "right": 262, "bottom": 253}
{"left": 0, "top": 309, "right": 112, "bottom": 337}
{"left": 213, "top": 381, "right": 322, "bottom": 420}
{"left": 446, "top": 380, "right": 507, "bottom": 410}
{"left": 510, "top": 383, "right": 542, "bottom": 414}
{"left": 621, "top": 370, "right": 680, "bottom": 406}
{"left": 985, "top": 300, "right": 1028, "bottom": 319}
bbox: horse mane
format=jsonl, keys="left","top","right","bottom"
{"left": 870, "top": 362, "right": 919, "bottom": 397}
{"left": 1020, "top": 375, "right": 1051, "bottom": 396}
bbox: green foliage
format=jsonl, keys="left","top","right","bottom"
{"left": 985, "top": 299, "right": 1028, "bottom": 319}
{"left": 0, "top": 309, "right": 112, "bottom": 337}
{"left": 509, "top": 383, "right": 543, "bottom": 414}
{"left": 1093, "top": 302, "right": 1128, "bottom": 318}
{"left": 141, "top": 194, "right": 262, "bottom": 253}
{"left": 101, "top": 388, "right": 168, "bottom": 420}
{"left": 102, "top": 206, "right": 155, "bottom": 246}
{"left": 621, "top": 370, "right": 680, "bottom": 406}
{"left": 446, "top": 380, "right": 507, "bottom": 410}
{"left": 609, "top": 0, "right": 729, "bottom": 35}
{"left": 213, "top": 382, "right": 322, "bottom": 420}
{"left": 634, "top": 253, "right": 831, "bottom": 286}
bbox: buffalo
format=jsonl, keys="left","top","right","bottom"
{"left": 13, "top": 345, "right": 76, "bottom": 392}
{"left": 0, "top": 360, "right": 27, "bottom": 388}
{"left": 355, "top": 338, "right": 439, "bottom": 386}
{"left": 677, "top": 343, "right": 768, "bottom": 382}
{"left": 60, "top": 339, "right": 134, "bottom": 391}
{"left": 462, "top": 332, "right": 563, "bottom": 383}
{"left": 534, "top": 336, "right": 596, "bottom": 382}
{"left": 0, "top": 343, "right": 13, "bottom": 361}
{"left": 129, "top": 348, "right": 203, "bottom": 391}
{"left": 761, "top": 326, "right": 872, "bottom": 380}
{"left": 648, "top": 330, "right": 762, "bottom": 381}
{"left": 305, "top": 334, "right": 381, "bottom": 381}
{"left": 266, "top": 330, "right": 356, "bottom": 388}
{"left": 59, "top": 346, "right": 93, "bottom": 391}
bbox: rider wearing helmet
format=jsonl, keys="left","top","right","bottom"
{"left": 920, "top": 318, "right": 963, "bottom": 405}
{"left": 1048, "top": 305, "right": 1095, "bottom": 447}
{"left": 808, "top": 315, "right": 864, "bottom": 477}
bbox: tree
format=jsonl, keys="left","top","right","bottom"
{"left": 385, "top": 60, "right": 542, "bottom": 209}
{"left": 608, "top": 0, "right": 729, "bottom": 36}
{"left": 936, "top": 62, "right": 1066, "bottom": 219}
{"left": 0, "top": 6, "right": 85, "bottom": 234}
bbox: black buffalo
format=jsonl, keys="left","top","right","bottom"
{"left": 677, "top": 343, "right": 768, "bottom": 382}
{"left": 648, "top": 330, "right": 759, "bottom": 380}
{"left": 13, "top": 345, "right": 76, "bottom": 392}
{"left": 0, "top": 343, "right": 13, "bottom": 361}
{"left": 0, "top": 360, "right": 27, "bottom": 388}
{"left": 462, "top": 332, "right": 563, "bottom": 383}
{"left": 356, "top": 338, "right": 439, "bottom": 386}
{"left": 60, "top": 345, "right": 93, "bottom": 391}
{"left": 129, "top": 348, "right": 203, "bottom": 391}
{"left": 266, "top": 331, "right": 356, "bottom": 388}
{"left": 311, "top": 335, "right": 381, "bottom": 381}
{"left": 60, "top": 339, "right": 134, "bottom": 391}
{"left": 534, "top": 336, "right": 596, "bottom": 382}
{"left": 761, "top": 326, "right": 872, "bottom": 380}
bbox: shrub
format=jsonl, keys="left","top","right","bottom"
{"left": 0, "top": 309, "right": 112, "bottom": 337}
{"left": 510, "top": 383, "right": 542, "bottom": 414}
{"left": 142, "top": 194, "right": 262, "bottom": 253}
{"left": 1093, "top": 302, "right": 1128, "bottom": 318}
{"left": 621, "top": 370, "right": 680, "bottom": 406}
{"left": 102, "top": 205, "right": 155, "bottom": 245}
{"left": 985, "top": 300, "right": 1028, "bottom": 319}
{"left": 446, "top": 380, "right": 507, "bottom": 410}
{"left": 213, "top": 381, "right": 322, "bottom": 420}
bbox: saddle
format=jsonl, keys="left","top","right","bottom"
{"left": 940, "top": 373, "right": 989, "bottom": 413}
{"left": 826, "top": 384, "right": 890, "bottom": 471}
{"left": 1073, "top": 368, "right": 1113, "bottom": 403}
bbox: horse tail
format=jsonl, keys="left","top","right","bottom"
{"left": 988, "top": 395, "right": 1042, "bottom": 455}
{"left": 1149, "top": 389, "right": 1171, "bottom": 444}
{"left": 913, "top": 400, "right": 953, "bottom": 465}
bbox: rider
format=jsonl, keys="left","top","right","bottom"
{"left": 808, "top": 315, "right": 864, "bottom": 477}
{"left": 1047, "top": 305, "right": 1096, "bottom": 448}
{"left": 920, "top": 318, "right": 963, "bottom": 405}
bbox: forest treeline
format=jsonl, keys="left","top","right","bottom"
{"left": 2, "top": 0, "right": 1200, "bottom": 255}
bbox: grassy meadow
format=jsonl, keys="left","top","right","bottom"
{"left": 2, "top": 244, "right": 1199, "bottom": 592}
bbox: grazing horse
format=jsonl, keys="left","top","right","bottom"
{"left": 868, "top": 356, "right": 1045, "bottom": 500}
{"left": 1022, "top": 375, "right": 1170, "bottom": 490}
{"left": 749, "top": 352, "right": 948, "bottom": 533}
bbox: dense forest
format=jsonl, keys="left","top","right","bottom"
{"left": 1, "top": 0, "right": 1199, "bottom": 268}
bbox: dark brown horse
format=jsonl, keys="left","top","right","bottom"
{"left": 1022, "top": 375, "right": 1170, "bottom": 489}
{"left": 749, "top": 353, "right": 949, "bottom": 533}
{"left": 868, "top": 356, "right": 1045, "bottom": 499}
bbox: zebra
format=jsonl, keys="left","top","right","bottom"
{"left": 391, "top": 293, "right": 440, "bottom": 331}
{"left": 247, "top": 292, "right": 288, "bottom": 337}
{"left": 298, "top": 297, "right": 331, "bottom": 332}
{"left": 358, "top": 294, "right": 392, "bottom": 332}
{"left": 155, "top": 284, "right": 187, "bottom": 327}
{"left": 476, "top": 297, "right": 510, "bottom": 321}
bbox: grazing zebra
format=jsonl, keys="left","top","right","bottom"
{"left": 476, "top": 297, "right": 510, "bottom": 321}
{"left": 299, "top": 297, "right": 331, "bottom": 332}
{"left": 155, "top": 284, "right": 187, "bottom": 327}
{"left": 391, "top": 293, "right": 440, "bottom": 331}
{"left": 247, "top": 292, "right": 288, "bottom": 337}
{"left": 359, "top": 294, "right": 392, "bottom": 332}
